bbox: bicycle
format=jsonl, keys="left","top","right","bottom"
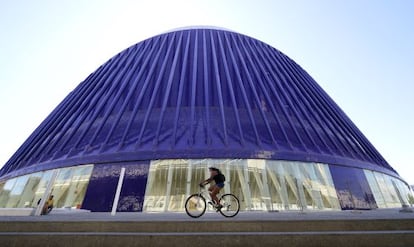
{"left": 184, "top": 185, "right": 240, "bottom": 218}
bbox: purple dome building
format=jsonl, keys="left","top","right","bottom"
{"left": 0, "top": 27, "right": 411, "bottom": 212}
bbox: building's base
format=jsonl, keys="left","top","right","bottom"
{"left": 0, "top": 211, "right": 413, "bottom": 246}
{"left": 0, "top": 208, "right": 34, "bottom": 216}
{"left": 400, "top": 205, "right": 414, "bottom": 213}
{"left": 0, "top": 208, "right": 91, "bottom": 216}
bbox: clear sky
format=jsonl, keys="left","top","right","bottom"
{"left": 0, "top": 0, "right": 413, "bottom": 184}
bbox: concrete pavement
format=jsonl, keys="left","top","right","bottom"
{"left": 0, "top": 208, "right": 412, "bottom": 222}
{"left": 1, "top": 209, "right": 413, "bottom": 246}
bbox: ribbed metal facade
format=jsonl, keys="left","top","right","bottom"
{"left": 0, "top": 28, "right": 398, "bottom": 179}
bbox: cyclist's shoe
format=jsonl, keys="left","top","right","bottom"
{"left": 215, "top": 204, "right": 223, "bottom": 212}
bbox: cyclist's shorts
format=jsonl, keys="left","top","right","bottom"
{"left": 216, "top": 183, "right": 225, "bottom": 188}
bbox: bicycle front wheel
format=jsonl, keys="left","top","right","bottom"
{"left": 185, "top": 194, "right": 206, "bottom": 218}
{"left": 219, "top": 194, "right": 240, "bottom": 217}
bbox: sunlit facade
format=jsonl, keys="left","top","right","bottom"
{"left": 0, "top": 160, "right": 411, "bottom": 212}
{"left": 0, "top": 27, "right": 412, "bottom": 213}
{"left": 0, "top": 165, "right": 92, "bottom": 209}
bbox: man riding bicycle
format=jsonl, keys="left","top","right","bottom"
{"left": 199, "top": 167, "right": 225, "bottom": 210}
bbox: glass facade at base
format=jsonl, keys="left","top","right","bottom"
{"left": 143, "top": 159, "right": 341, "bottom": 212}
{"left": 0, "top": 165, "right": 93, "bottom": 209}
{"left": 364, "top": 169, "right": 411, "bottom": 208}
{"left": 0, "top": 159, "right": 412, "bottom": 213}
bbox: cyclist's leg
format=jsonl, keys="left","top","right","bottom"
{"left": 210, "top": 186, "right": 221, "bottom": 205}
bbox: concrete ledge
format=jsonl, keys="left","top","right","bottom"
{"left": 0, "top": 208, "right": 91, "bottom": 216}
{"left": 49, "top": 208, "right": 91, "bottom": 215}
{"left": 1, "top": 219, "right": 413, "bottom": 233}
{"left": 0, "top": 208, "right": 34, "bottom": 216}
{"left": 1, "top": 232, "right": 413, "bottom": 247}
{"left": 0, "top": 211, "right": 413, "bottom": 246}
{"left": 400, "top": 205, "right": 414, "bottom": 213}
{"left": 1, "top": 230, "right": 414, "bottom": 236}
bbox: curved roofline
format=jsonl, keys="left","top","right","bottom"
{"left": 160, "top": 25, "right": 235, "bottom": 34}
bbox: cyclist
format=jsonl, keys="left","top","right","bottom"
{"left": 199, "top": 167, "right": 225, "bottom": 210}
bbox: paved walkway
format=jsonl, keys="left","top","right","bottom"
{"left": 0, "top": 208, "right": 413, "bottom": 222}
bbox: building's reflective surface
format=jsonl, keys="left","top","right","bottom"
{"left": 0, "top": 160, "right": 412, "bottom": 213}
{"left": 0, "top": 165, "right": 93, "bottom": 209}
{"left": 143, "top": 159, "right": 341, "bottom": 212}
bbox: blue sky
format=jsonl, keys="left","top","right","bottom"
{"left": 0, "top": 0, "right": 413, "bottom": 184}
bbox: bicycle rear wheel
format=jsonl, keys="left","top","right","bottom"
{"left": 185, "top": 194, "right": 206, "bottom": 218}
{"left": 218, "top": 194, "right": 240, "bottom": 217}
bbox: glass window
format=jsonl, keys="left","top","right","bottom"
{"left": 390, "top": 176, "right": 410, "bottom": 206}
{"left": 63, "top": 165, "right": 93, "bottom": 208}
{"left": 5, "top": 175, "right": 30, "bottom": 208}
{"left": 266, "top": 161, "right": 340, "bottom": 211}
{"left": 372, "top": 172, "right": 400, "bottom": 208}
{"left": 167, "top": 160, "right": 189, "bottom": 211}
{"left": 247, "top": 160, "right": 270, "bottom": 210}
{"left": 144, "top": 159, "right": 340, "bottom": 212}
{"left": 364, "top": 171, "right": 412, "bottom": 208}
{"left": 364, "top": 170, "right": 387, "bottom": 208}
{"left": 15, "top": 172, "right": 44, "bottom": 208}
{"left": 143, "top": 160, "right": 171, "bottom": 211}
{"left": 0, "top": 165, "right": 92, "bottom": 209}
{"left": 329, "top": 166, "right": 376, "bottom": 209}
{"left": 221, "top": 159, "right": 250, "bottom": 211}
{"left": 31, "top": 170, "right": 54, "bottom": 207}
{"left": 0, "top": 178, "right": 16, "bottom": 207}
{"left": 266, "top": 162, "right": 288, "bottom": 210}
{"left": 51, "top": 167, "right": 74, "bottom": 208}
{"left": 312, "top": 163, "right": 341, "bottom": 209}
{"left": 51, "top": 165, "right": 93, "bottom": 208}
{"left": 0, "top": 172, "right": 53, "bottom": 208}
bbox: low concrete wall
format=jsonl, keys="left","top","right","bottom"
{"left": 1, "top": 232, "right": 414, "bottom": 247}
{"left": 0, "top": 208, "right": 90, "bottom": 216}
{"left": 49, "top": 208, "right": 91, "bottom": 215}
{"left": 0, "top": 216, "right": 413, "bottom": 246}
{"left": 0, "top": 208, "right": 34, "bottom": 216}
